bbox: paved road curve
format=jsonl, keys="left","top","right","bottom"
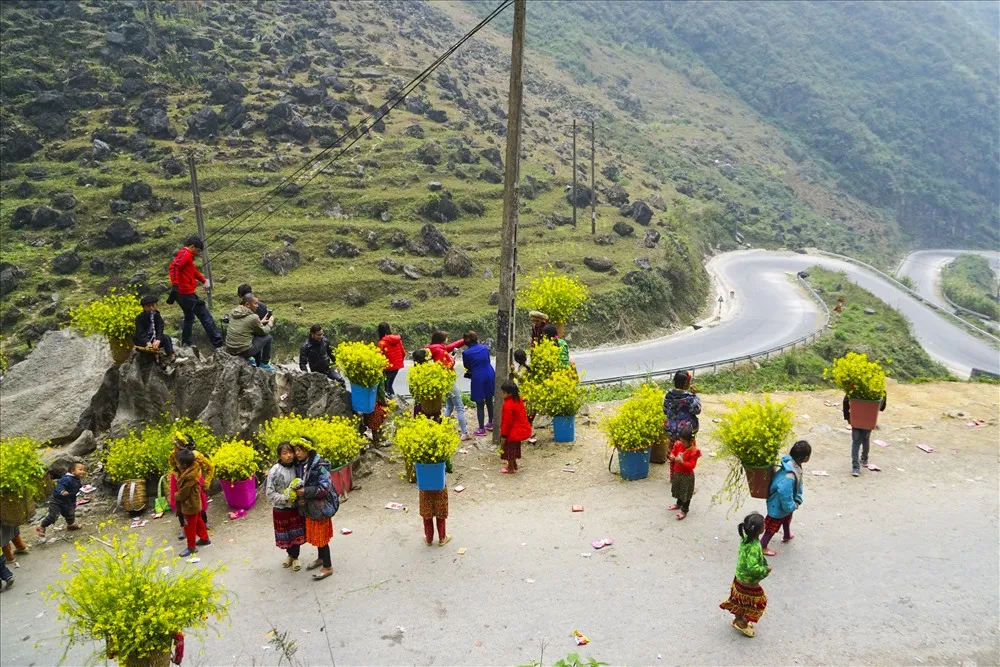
{"left": 897, "top": 248, "right": 1000, "bottom": 314}
{"left": 389, "top": 250, "right": 999, "bottom": 395}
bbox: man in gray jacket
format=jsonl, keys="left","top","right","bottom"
{"left": 225, "top": 293, "right": 275, "bottom": 370}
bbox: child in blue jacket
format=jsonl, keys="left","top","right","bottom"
{"left": 761, "top": 440, "right": 811, "bottom": 556}
{"left": 36, "top": 462, "right": 86, "bottom": 537}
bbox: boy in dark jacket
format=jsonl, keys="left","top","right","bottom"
{"left": 36, "top": 462, "right": 86, "bottom": 537}
{"left": 844, "top": 393, "right": 887, "bottom": 476}
{"left": 133, "top": 295, "right": 175, "bottom": 362}
{"left": 299, "top": 325, "right": 345, "bottom": 386}
{"left": 663, "top": 370, "right": 702, "bottom": 441}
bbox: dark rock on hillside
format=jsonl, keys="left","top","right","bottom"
{"left": 391, "top": 298, "right": 412, "bottom": 310}
{"left": 291, "top": 85, "right": 326, "bottom": 106}
{"left": 604, "top": 184, "right": 630, "bottom": 206}
{"left": 584, "top": 256, "right": 614, "bottom": 272}
{"left": 181, "top": 36, "right": 215, "bottom": 52}
{"left": 566, "top": 184, "right": 593, "bottom": 207}
{"left": 186, "top": 107, "right": 219, "bottom": 138}
{"left": 425, "top": 108, "right": 448, "bottom": 123}
{"left": 377, "top": 258, "right": 402, "bottom": 275}
{"left": 459, "top": 199, "right": 485, "bottom": 216}
{"left": 91, "top": 138, "right": 113, "bottom": 160}
{"left": 15, "top": 181, "right": 35, "bottom": 198}
{"left": 2, "top": 130, "right": 41, "bottom": 162}
{"left": 30, "top": 206, "right": 74, "bottom": 229}
{"left": 634, "top": 257, "right": 652, "bottom": 270}
{"left": 405, "top": 124, "right": 425, "bottom": 139}
{"left": 162, "top": 156, "right": 185, "bottom": 175}
{"left": 281, "top": 182, "right": 301, "bottom": 196}
{"left": 594, "top": 234, "right": 614, "bottom": 246}
{"left": 344, "top": 289, "right": 369, "bottom": 306}
{"left": 261, "top": 245, "right": 301, "bottom": 275}
{"left": 136, "top": 107, "right": 175, "bottom": 138}
{"left": 417, "top": 140, "right": 441, "bottom": 165}
{"left": 406, "top": 97, "right": 430, "bottom": 115}
{"left": 100, "top": 219, "right": 141, "bottom": 247}
{"left": 644, "top": 229, "right": 661, "bottom": 248}
{"left": 0, "top": 264, "right": 24, "bottom": 296}
{"left": 602, "top": 165, "right": 621, "bottom": 181}
{"left": 244, "top": 175, "right": 269, "bottom": 187}
{"left": 479, "top": 168, "right": 502, "bottom": 184}
{"left": 222, "top": 99, "right": 247, "bottom": 128}
{"left": 25, "top": 166, "right": 47, "bottom": 180}
{"left": 612, "top": 221, "right": 635, "bottom": 237}
{"left": 403, "top": 265, "right": 422, "bottom": 281}
{"left": 10, "top": 206, "right": 33, "bottom": 229}
{"left": 421, "top": 195, "right": 460, "bottom": 223}
{"left": 51, "top": 250, "right": 81, "bottom": 274}
{"left": 421, "top": 223, "right": 451, "bottom": 255}
{"left": 481, "top": 147, "right": 503, "bottom": 170}
{"left": 444, "top": 248, "right": 474, "bottom": 277}
{"left": 109, "top": 199, "right": 132, "bottom": 214}
{"left": 631, "top": 200, "right": 654, "bottom": 226}
{"left": 206, "top": 76, "right": 248, "bottom": 104}
{"left": 121, "top": 180, "right": 153, "bottom": 202}
{"left": 327, "top": 240, "right": 361, "bottom": 258}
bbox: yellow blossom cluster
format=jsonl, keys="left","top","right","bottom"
{"left": 825, "top": 352, "right": 887, "bottom": 400}
{"left": 407, "top": 361, "right": 456, "bottom": 402}
{"left": 69, "top": 289, "right": 142, "bottom": 342}
{"left": 601, "top": 384, "right": 665, "bottom": 452}
{"left": 519, "top": 269, "right": 589, "bottom": 324}
{"left": 210, "top": 439, "right": 262, "bottom": 482}
{"left": 0, "top": 436, "right": 48, "bottom": 501}
{"left": 334, "top": 341, "right": 389, "bottom": 387}
{"left": 104, "top": 417, "right": 218, "bottom": 482}
{"left": 394, "top": 414, "right": 460, "bottom": 465}
{"left": 258, "top": 413, "right": 364, "bottom": 469}
{"left": 715, "top": 396, "right": 795, "bottom": 467}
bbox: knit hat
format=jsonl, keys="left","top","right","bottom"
{"left": 140, "top": 294, "right": 159, "bottom": 306}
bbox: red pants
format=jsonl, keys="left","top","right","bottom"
{"left": 183, "top": 512, "right": 208, "bottom": 549}
{"left": 423, "top": 518, "right": 446, "bottom": 543}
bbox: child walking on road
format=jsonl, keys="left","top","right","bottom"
{"left": 36, "top": 462, "right": 85, "bottom": 537}
{"left": 761, "top": 440, "right": 811, "bottom": 556}
{"left": 720, "top": 512, "right": 771, "bottom": 638}
{"left": 668, "top": 426, "right": 701, "bottom": 519}
{"left": 419, "top": 486, "right": 451, "bottom": 547}
{"left": 176, "top": 449, "right": 211, "bottom": 558}
{"left": 499, "top": 380, "right": 532, "bottom": 474}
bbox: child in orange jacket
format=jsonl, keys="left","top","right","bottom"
{"left": 499, "top": 380, "right": 532, "bottom": 474}
{"left": 668, "top": 425, "right": 701, "bottom": 520}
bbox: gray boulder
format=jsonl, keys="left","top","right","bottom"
{"left": 262, "top": 245, "right": 301, "bottom": 275}
{"left": 584, "top": 256, "right": 614, "bottom": 272}
{"left": 480, "top": 147, "right": 503, "bottom": 170}
{"left": 612, "top": 221, "right": 634, "bottom": 237}
{"left": 391, "top": 298, "right": 412, "bottom": 310}
{"left": 377, "top": 258, "right": 402, "bottom": 275}
{"left": 186, "top": 106, "right": 219, "bottom": 138}
{"left": 0, "top": 331, "right": 113, "bottom": 445}
{"left": 100, "top": 219, "right": 141, "bottom": 247}
{"left": 444, "top": 248, "right": 475, "bottom": 277}
{"left": 327, "top": 241, "right": 362, "bottom": 258}
{"left": 631, "top": 200, "right": 653, "bottom": 226}
{"left": 51, "top": 250, "right": 81, "bottom": 274}
{"left": 421, "top": 195, "right": 460, "bottom": 223}
{"left": 121, "top": 180, "right": 153, "bottom": 202}
{"left": 417, "top": 140, "right": 441, "bottom": 165}
{"left": 566, "top": 184, "right": 592, "bottom": 207}
{"left": 643, "top": 229, "right": 661, "bottom": 248}
{"left": 51, "top": 192, "right": 77, "bottom": 210}
{"left": 421, "top": 223, "right": 450, "bottom": 255}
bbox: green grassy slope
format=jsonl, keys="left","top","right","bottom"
{"left": 942, "top": 255, "right": 999, "bottom": 320}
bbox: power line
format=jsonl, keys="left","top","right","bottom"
{"left": 207, "top": 0, "right": 514, "bottom": 258}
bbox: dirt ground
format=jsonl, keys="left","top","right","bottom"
{"left": 2, "top": 381, "right": 998, "bottom": 666}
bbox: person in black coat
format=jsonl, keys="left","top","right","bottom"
{"left": 134, "top": 295, "right": 175, "bottom": 362}
{"left": 299, "top": 325, "right": 345, "bottom": 387}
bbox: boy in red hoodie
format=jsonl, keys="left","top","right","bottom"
{"left": 668, "top": 425, "right": 701, "bottom": 520}
{"left": 376, "top": 322, "right": 406, "bottom": 397}
{"left": 425, "top": 331, "right": 469, "bottom": 440}
{"left": 499, "top": 380, "right": 532, "bottom": 474}
{"left": 168, "top": 236, "right": 223, "bottom": 348}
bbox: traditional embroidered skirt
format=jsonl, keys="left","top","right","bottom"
{"left": 501, "top": 441, "right": 522, "bottom": 460}
{"left": 720, "top": 578, "right": 768, "bottom": 623}
{"left": 272, "top": 508, "right": 306, "bottom": 549}
{"left": 419, "top": 489, "right": 448, "bottom": 520}
{"left": 305, "top": 516, "right": 333, "bottom": 548}
{"left": 764, "top": 513, "right": 791, "bottom": 535}
{"left": 671, "top": 473, "right": 695, "bottom": 502}
{"left": 367, "top": 403, "right": 388, "bottom": 433}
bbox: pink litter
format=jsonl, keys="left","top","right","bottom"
{"left": 228, "top": 509, "right": 247, "bottom": 520}
{"left": 966, "top": 420, "right": 985, "bottom": 428}
{"left": 874, "top": 440, "right": 890, "bottom": 448}
{"left": 591, "top": 538, "right": 614, "bottom": 549}
{"left": 916, "top": 444, "right": 936, "bottom": 454}
{"left": 385, "top": 502, "right": 405, "bottom": 510}
{"left": 865, "top": 463, "right": 881, "bottom": 471}
{"left": 340, "top": 528, "right": 352, "bottom": 535}
{"left": 454, "top": 486, "right": 465, "bottom": 493}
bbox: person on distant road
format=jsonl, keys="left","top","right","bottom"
{"left": 168, "top": 236, "right": 223, "bottom": 349}
{"left": 299, "top": 325, "right": 345, "bottom": 387}
{"left": 376, "top": 322, "right": 406, "bottom": 397}
{"left": 843, "top": 392, "right": 887, "bottom": 477}
{"left": 134, "top": 294, "right": 175, "bottom": 363}
{"left": 225, "top": 292, "right": 274, "bottom": 370}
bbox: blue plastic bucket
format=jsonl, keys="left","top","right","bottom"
{"left": 618, "top": 447, "right": 652, "bottom": 481}
{"left": 415, "top": 462, "right": 447, "bottom": 491}
{"left": 350, "top": 384, "right": 378, "bottom": 414}
{"left": 552, "top": 415, "right": 576, "bottom": 442}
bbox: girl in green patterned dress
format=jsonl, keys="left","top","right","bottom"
{"left": 720, "top": 512, "right": 771, "bottom": 638}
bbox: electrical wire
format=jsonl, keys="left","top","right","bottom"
{"left": 207, "top": 0, "right": 514, "bottom": 258}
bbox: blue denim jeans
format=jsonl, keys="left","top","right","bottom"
{"left": 443, "top": 384, "right": 468, "bottom": 434}
{"left": 0, "top": 554, "right": 12, "bottom": 583}
{"left": 851, "top": 428, "right": 871, "bottom": 470}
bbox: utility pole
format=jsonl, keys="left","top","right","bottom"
{"left": 187, "top": 153, "right": 214, "bottom": 310}
{"left": 493, "top": 0, "right": 525, "bottom": 445}
{"left": 572, "top": 118, "right": 577, "bottom": 227}
{"left": 590, "top": 119, "right": 596, "bottom": 235}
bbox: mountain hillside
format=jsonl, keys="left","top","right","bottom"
{"left": 0, "top": 0, "right": 993, "bottom": 359}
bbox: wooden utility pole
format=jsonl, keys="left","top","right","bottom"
{"left": 572, "top": 118, "right": 577, "bottom": 227}
{"left": 493, "top": 0, "right": 526, "bottom": 444}
{"left": 187, "top": 154, "right": 214, "bottom": 310}
{"left": 590, "top": 119, "right": 596, "bottom": 235}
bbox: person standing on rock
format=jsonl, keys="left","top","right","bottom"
{"left": 133, "top": 295, "right": 175, "bottom": 363}
{"left": 376, "top": 322, "right": 406, "bottom": 398}
{"left": 426, "top": 331, "right": 470, "bottom": 441}
{"left": 843, "top": 392, "right": 887, "bottom": 477}
{"left": 462, "top": 331, "right": 495, "bottom": 437}
{"left": 225, "top": 292, "right": 275, "bottom": 370}
{"left": 299, "top": 325, "right": 345, "bottom": 387}
{"left": 168, "top": 236, "right": 223, "bottom": 349}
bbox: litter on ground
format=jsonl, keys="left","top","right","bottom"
{"left": 457, "top": 547, "right": 467, "bottom": 555}
{"left": 573, "top": 630, "right": 590, "bottom": 646}
{"left": 454, "top": 486, "right": 465, "bottom": 493}
{"left": 385, "top": 502, "right": 405, "bottom": 510}
{"left": 812, "top": 470, "right": 830, "bottom": 476}
{"left": 874, "top": 439, "right": 890, "bottom": 448}
{"left": 865, "top": 463, "right": 881, "bottom": 471}
{"left": 916, "top": 444, "right": 936, "bottom": 453}
{"left": 340, "top": 528, "right": 352, "bottom": 535}
{"left": 571, "top": 505, "right": 584, "bottom": 512}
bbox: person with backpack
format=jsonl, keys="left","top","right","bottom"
{"left": 761, "top": 440, "right": 811, "bottom": 556}
{"left": 663, "top": 370, "right": 702, "bottom": 442}
{"left": 292, "top": 439, "right": 337, "bottom": 581}
{"left": 168, "top": 236, "right": 223, "bottom": 349}
{"left": 376, "top": 322, "right": 406, "bottom": 397}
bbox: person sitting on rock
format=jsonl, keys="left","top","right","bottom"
{"left": 168, "top": 236, "right": 223, "bottom": 349}
{"left": 134, "top": 294, "right": 175, "bottom": 363}
{"left": 237, "top": 283, "right": 269, "bottom": 320}
{"left": 225, "top": 292, "right": 275, "bottom": 370}
{"left": 299, "top": 325, "right": 345, "bottom": 387}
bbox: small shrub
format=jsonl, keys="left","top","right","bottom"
{"left": 69, "top": 289, "right": 142, "bottom": 341}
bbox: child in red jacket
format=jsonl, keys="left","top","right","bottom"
{"left": 377, "top": 322, "right": 406, "bottom": 397}
{"left": 499, "top": 380, "right": 532, "bottom": 474}
{"left": 668, "top": 425, "right": 701, "bottom": 520}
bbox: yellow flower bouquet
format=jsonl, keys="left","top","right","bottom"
{"left": 408, "top": 361, "right": 456, "bottom": 408}
{"left": 394, "top": 414, "right": 460, "bottom": 465}
{"left": 825, "top": 352, "right": 887, "bottom": 400}
{"left": 258, "top": 413, "right": 365, "bottom": 470}
{"left": 601, "top": 384, "right": 665, "bottom": 453}
{"left": 522, "top": 368, "right": 587, "bottom": 417}
{"left": 45, "top": 530, "right": 229, "bottom": 665}
{"left": 70, "top": 289, "right": 142, "bottom": 363}
{"left": 520, "top": 269, "right": 589, "bottom": 325}
{"left": 335, "top": 341, "right": 388, "bottom": 388}
{"left": 526, "top": 337, "right": 561, "bottom": 381}
{"left": 210, "top": 439, "right": 261, "bottom": 482}
{"left": 104, "top": 417, "right": 219, "bottom": 483}
{"left": 0, "top": 436, "right": 49, "bottom": 524}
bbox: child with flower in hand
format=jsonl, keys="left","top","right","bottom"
{"left": 668, "top": 425, "right": 700, "bottom": 520}
{"left": 499, "top": 380, "right": 532, "bottom": 474}
{"left": 176, "top": 449, "right": 211, "bottom": 557}
{"left": 720, "top": 512, "right": 771, "bottom": 638}
{"left": 265, "top": 442, "right": 306, "bottom": 571}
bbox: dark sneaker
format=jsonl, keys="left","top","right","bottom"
{"left": 179, "top": 548, "right": 196, "bottom": 558}
{"left": 195, "top": 539, "right": 212, "bottom": 547}
{"left": 177, "top": 531, "right": 186, "bottom": 541}
{"left": 852, "top": 468, "right": 861, "bottom": 477}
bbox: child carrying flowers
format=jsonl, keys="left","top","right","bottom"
{"left": 667, "top": 425, "right": 701, "bottom": 520}
{"left": 720, "top": 512, "right": 771, "bottom": 638}
{"left": 175, "top": 449, "right": 211, "bottom": 558}
{"left": 761, "top": 440, "right": 811, "bottom": 556}
{"left": 499, "top": 380, "right": 532, "bottom": 474}
{"left": 265, "top": 442, "right": 306, "bottom": 571}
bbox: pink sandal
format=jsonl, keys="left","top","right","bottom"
{"left": 667, "top": 504, "right": 680, "bottom": 511}
{"left": 763, "top": 548, "right": 778, "bottom": 556}
{"left": 675, "top": 512, "right": 686, "bottom": 520}
{"left": 781, "top": 533, "right": 795, "bottom": 543}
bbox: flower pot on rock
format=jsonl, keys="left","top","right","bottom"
{"left": 552, "top": 415, "right": 576, "bottom": 442}
{"left": 220, "top": 477, "right": 257, "bottom": 511}
{"left": 350, "top": 384, "right": 378, "bottom": 414}
{"left": 619, "top": 447, "right": 652, "bottom": 481}
{"left": 848, "top": 399, "right": 881, "bottom": 430}
{"left": 415, "top": 462, "right": 447, "bottom": 491}
{"left": 109, "top": 337, "right": 133, "bottom": 365}
{"left": 744, "top": 465, "right": 774, "bottom": 500}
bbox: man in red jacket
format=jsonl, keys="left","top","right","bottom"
{"left": 168, "top": 236, "right": 223, "bottom": 348}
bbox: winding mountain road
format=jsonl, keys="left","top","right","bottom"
{"left": 390, "top": 249, "right": 999, "bottom": 396}
{"left": 897, "top": 248, "right": 1000, "bottom": 318}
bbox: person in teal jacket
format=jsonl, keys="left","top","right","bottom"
{"left": 761, "top": 440, "right": 811, "bottom": 556}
